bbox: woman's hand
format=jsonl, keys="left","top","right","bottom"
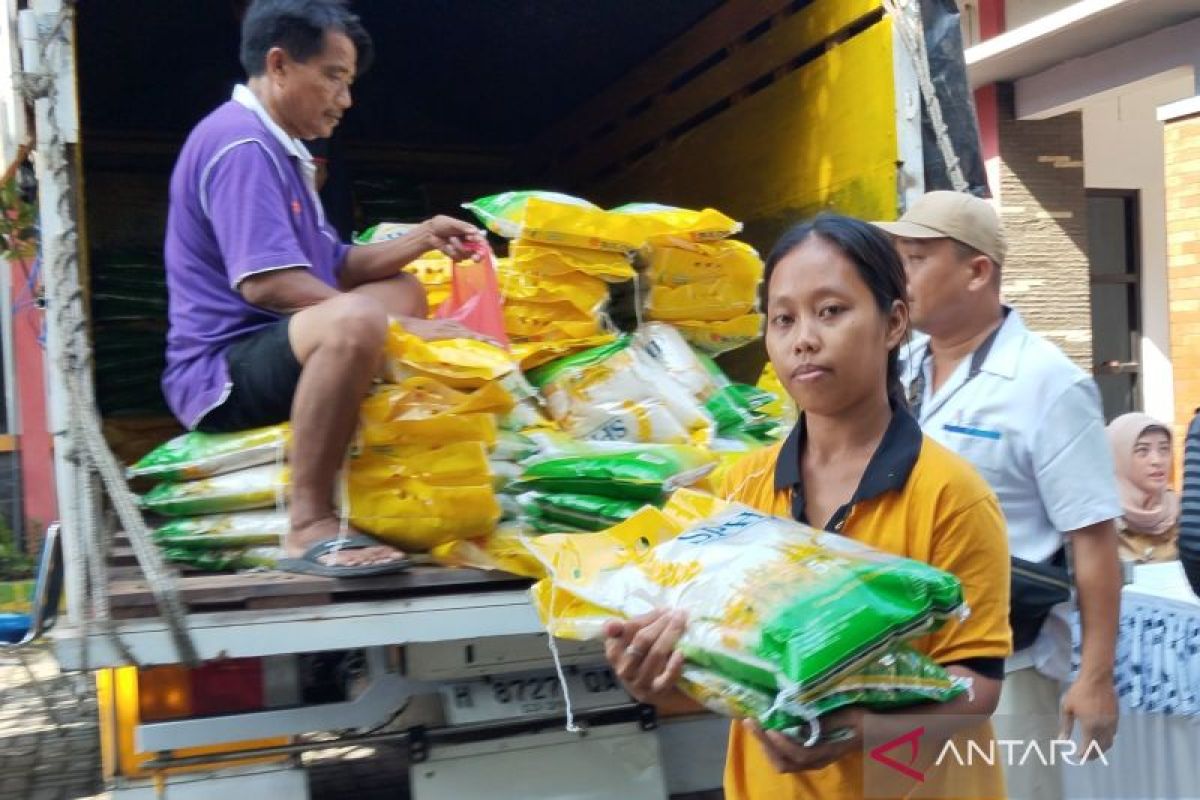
{"left": 603, "top": 609, "right": 688, "bottom": 706}
{"left": 744, "top": 706, "right": 868, "bottom": 774}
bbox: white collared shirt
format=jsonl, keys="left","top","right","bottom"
{"left": 900, "top": 308, "right": 1121, "bottom": 675}
{"left": 231, "top": 84, "right": 318, "bottom": 195}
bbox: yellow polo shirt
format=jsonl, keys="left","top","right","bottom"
{"left": 719, "top": 409, "right": 1012, "bottom": 799}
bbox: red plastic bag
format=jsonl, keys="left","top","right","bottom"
{"left": 434, "top": 241, "right": 510, "bottom": 347}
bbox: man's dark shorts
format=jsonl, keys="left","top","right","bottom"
{"left": 197, "top": 319, "right": 301, "bottom": 433}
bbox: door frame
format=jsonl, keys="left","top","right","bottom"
{"left": 1087, "top": 187, "right": 1143, "bottom": 413}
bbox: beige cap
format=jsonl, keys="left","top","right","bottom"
{"left": 874, "top": 191, "right": 1006, "bottom": 266}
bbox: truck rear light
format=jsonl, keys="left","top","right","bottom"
{"left": 190, "top": 657, "right": 264, "bottom": 716}
{"left": 138, "top": 658, "right": 268, "bottom": 722}
{"left": 138, "top": 665, "right": 192, "bottom": 721}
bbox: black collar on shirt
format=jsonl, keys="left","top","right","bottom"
{"left": 773, "top": 404, "right": 924, "bottom": 531}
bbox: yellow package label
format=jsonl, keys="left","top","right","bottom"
{"left": 347, "top": 479, "right": 500, "bottom": 551}
{"left": 509, "top": 241, "right": 636, "bottom": 282}
{"left": 646, "top": 282, "right": 759, "bottom": 322}
{"left": 645, "top": 240, "right": 763, "bottom": 286}
{"left": 510, "top": 335, "right": 619, "bottom": 370}
{"left": 673, "top": 314, "right": 764, "bottom": 355}
{"left": 498, "top": 267, "right": 610, "bottom": 314}
{"left": 349, "top": 441, "right": 492, "bottom": 487}
{"left": 384, "top": 322, "right": 516, "bottom": 388}
{"left": 359, "top": 412, "right": 497, "bottom": 448}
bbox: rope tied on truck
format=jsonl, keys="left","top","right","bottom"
{"left": 22, "top": 2, "right": 198, "bottom": 667}
{"left": 883, "top": 0, "right": 970, "bottom": 194}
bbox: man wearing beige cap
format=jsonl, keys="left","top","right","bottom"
{"left": 876, "top": 191, "right": 1122, "bottom": 799}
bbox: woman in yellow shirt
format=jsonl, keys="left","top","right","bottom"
{"left": 604, "top": 214, "right": 1012, "bottom": 799}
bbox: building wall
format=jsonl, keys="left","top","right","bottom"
{"left": 1003, "top": 0, "right": 1075, "bottom": 30}
{"left": 1163, "top": 104, "right": 1200, "bottom": 447}
{"left": 996, "top": 84, "right": 1093, "bottom": 368}
{"left": 1082, "top": 72, "right": 1197, "bottom": 425}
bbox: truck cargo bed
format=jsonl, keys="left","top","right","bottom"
{"left": 106, "top": 539, "right": 529, "bottom": 619}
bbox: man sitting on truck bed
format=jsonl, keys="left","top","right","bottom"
{"left": 163, "top": 0, "right": 483, "bottom": 577}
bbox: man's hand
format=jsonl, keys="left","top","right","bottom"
{"left": 422, "top": 215, "right": 485, "bottom": 262}
{"left": 604, "top": 609, "right": 687, "bottom": 707}
{"left": 1059, "top": 674, "right": 1118, "bottom": 758}
{"left": 744, "top": 707, "right": 867, "bottom": 773}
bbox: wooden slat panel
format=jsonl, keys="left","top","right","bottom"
{"left": 587, "top": 20, "right": 899, "bottom": 245}
{"left": 558, "top": 0, "right": 884, "bottom": 182}
{"left": 106, "top": 566, "right": 530, "bottom": 618}
{"left": 531, "top": 0, "right": 795, "bottom": 161}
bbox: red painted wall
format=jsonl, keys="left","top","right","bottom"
{"left": 11, "top": 257, "right": 56, "bottom": 545}
{"left": 975, "top": 0, "right": 1005, "bottom": 197}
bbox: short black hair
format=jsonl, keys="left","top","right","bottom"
{"left": 240, "top": 0, "right": 374, "bottom": 77}
{"left": 765, "top": 213, "right": 910, "bottom": 406}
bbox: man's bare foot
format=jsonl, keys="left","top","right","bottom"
{"left": 287, "top": 515, "right": 406, "bottom": 568}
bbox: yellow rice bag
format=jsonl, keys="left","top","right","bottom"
{"left": 360, "top": 378, "right": 514, "bottom": 424}
{"left": 403, "top": 252, "right": 454, "bottom": 286}
{"left": 431, "top": 524, "right": 547, "bottom": 577}
{"left": 609, "top": 203, "right": 742, "bottom": 245}
{"left": 673, "top": 314, "right": 764, "bottom": 355}
{"left": 347, "top": 479, "right": 500, "bottom": 551}
{"left": 498, "top": 267, "right": 610, "bottom": 314}
{"left": 509, "top": 334, "right": 618, "bottom": 371}
{"left": 384, "top": 322, "right": 516, "bottom": 388}
{"left": 503, "top": 300, "right": 599, "bottom": 342}
{"left": 359, "top": 412, "right": 497, "bottom": 448}
{"left": 503, "top": 316, "right": 606, "bottom": 341}
{"left": 349, "top": 441, "right": 492, "bottom": 487}
{"left": 645, "top": 282, "right": 759, "bottom": 322}
{"left": 509, "top": 241, "right": 636, "bottom": 282}
{"left": 465, "top": 192, "right": 644, "bottom": 253}
{"left": 644, "top": 240, "right": 763, "bottom": 286}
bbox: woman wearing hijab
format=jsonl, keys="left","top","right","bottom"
{"left": 1107, "top": 412, "right": 1180, "bottom": 563}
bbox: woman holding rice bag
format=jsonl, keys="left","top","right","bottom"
{"left": 604, "top": 214, "right": 1012, "bottom": 798}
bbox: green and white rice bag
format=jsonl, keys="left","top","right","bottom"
{"left": 128, "top": 424, "right": 289, "bottom": 483}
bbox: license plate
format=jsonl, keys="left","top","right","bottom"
{"left": 439, "top": 665, "right": 630, "bottom": 725}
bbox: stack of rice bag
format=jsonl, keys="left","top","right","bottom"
{"left": 131, "top": 323, "right": 523, "bottom": 569}
{"left": 502, "top": 436, "right": 717, "bottom": 533}
{"left": 437, "top": 493, "right": 971, "bottom": 740}
{"left": 349, "top": 323, "right": 528, "bottom": 551}
{"left": 131, "top": 425, "right": 292, "bottom": 571}
{"left": 641, "top": 237, "right": 765, "bottom": 356}
{"left": 465, "top": 191, "right": 634, "bottom": 370}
